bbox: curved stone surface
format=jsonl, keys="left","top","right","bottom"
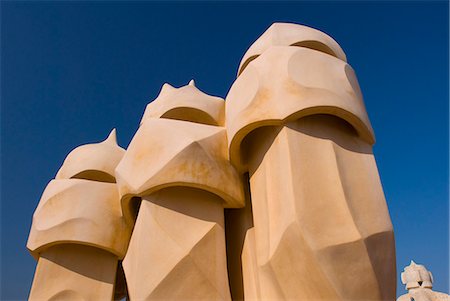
{"left": 123, "top": 188, "right": 232, "bottom": 301}
{"left": 115, "top": 118, "right": 245, "bottom": 223}
{"left": 141, "top": 80, "right": 225, "bottom": 126}
{"left": 27, "top": 179, "right": 131, "bottom": 259}
{"left": 238, "top": 23, "right": 347, "bottom": 76}
{"left": 26, "top": 22, "right": 400, "bottom": 301}
{"left": 241, "top": 228, "right": 260, "bottom": 301}
{"left": 55, "top": 129, "right": 125, "bottom": 182}
{"left": 243, "top": 115, "right": 395, "bottom": 300}
{"left": 28, "top": 245, "right": 118, "bottom": 301}
{"left": 226, "top": 46, "right": 374, "bottom": 171}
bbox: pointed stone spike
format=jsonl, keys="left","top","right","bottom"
{"left": 105, "top": 128, "right": 118, "bottom": 144}
{"left": 161, "top": 83, "right": 176, "bottom": 94}
{"left": 189, "top": 79, "right": 196, "bottom": 86}
{"left": 410, "top": 260, "right": 417, "bottom": 266}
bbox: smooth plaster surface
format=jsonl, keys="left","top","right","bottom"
{"left": 19, "top": 17, "right": 447, "bottom": 301}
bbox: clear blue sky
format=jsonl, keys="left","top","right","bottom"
{"left": 1, "top": 1, "right": 448, "bottom": 299}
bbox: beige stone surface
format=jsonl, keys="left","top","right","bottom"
{"left": 28, "top": 130, "right": 130, "bottom": 300}
{"left": 27, "top": 22, "right": 400, "bottom": 301}
{"left": 397, "top": 261, "right": 450, "bottom": 301}
{"left": 226, "top": 23, "right": 396, "bottom": 300}
{"left": 227, "top": 46, "right": 374, "bottom": 171}
{"left": 116, "top": 117, "right": 244, "bottom": 223}
{"left": 27, "top": 179, "right": 131, "bottom": 259}
{"left": 243, "top": 116, "right": 395, "bottom": 300}
{"left": 123, "top": 188, "right": 231, "bottom": 301}
{"left": 119, "top": 81, "right": 243, "bottom": 300}
{"left": 56, "top": 129, "right": 125, "bottom": 183}
{"left": 238, "top": 23, "right": 347, "bottom": 76}
{"left": 240, "top": 227, "right": 260, "bottom": 301}
{"left": 141, "top": 80, "right": 225, "bottom": 126}
{"left": 29, "top": 245, "right": 117, "bottom": 301}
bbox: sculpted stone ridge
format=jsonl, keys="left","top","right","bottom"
{"left": 238, "top": 23, "right": 347, "bottom": 76}
{"left": 123, "top": 188, "right": 232, "bottom": 301}
{"left": 227, "top": 46, "right": 374, "bottom": 171}
{"left": 141, "top": 80, "right": 225, "bottom": 126}
{"left": 116, "top": 117, "right": 245, "bottom": 222}
{"left": 27, "top": 179, "right": 132, "bottom": 259}
{"left": 239, "top": 116, "right": 395, "bottom": 300}
{"left": 28, "top": 245, "right": 119, "bottom": 301}
{"left": 55, "top": 129, "right": 125, "bottom": 183}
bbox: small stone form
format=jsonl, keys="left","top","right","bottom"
{"left": 27, "top": 23, "right": 398, "bottom": 300}
{"left": 397, "top": 261, "right": 450, "bottom": 301}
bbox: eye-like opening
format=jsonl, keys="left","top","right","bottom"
{"left": 418, "top": 281, "right": 423, "bottom": 286}
{"left": 290, "top": 40, "right": 339, "bottom": 59}
{"left": 238, "top": 41, "right": 341, "bottom": 76}
{"left": 238, "top": 55, "right": 259, "bottom": 76}
{"left": 161, "top": 107, "right": 219, "bottom": 126}
{"left": 71, "top": 170, "right": 116, "bottom": 183}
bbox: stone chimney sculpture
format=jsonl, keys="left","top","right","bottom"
{"left": 226, "top": 23, "right": 396, "bottom": 301}
{"left": 397, "top": 261, "right": 450, "bottom": 301}
{"left": 27, "top": 23, "right": 398, "bottom": 300}
{"left": 27, "top": 130, "right": 132, "bottom": 300}
{"left": 115, "top": 80, "right": 244, "bottom": 300}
